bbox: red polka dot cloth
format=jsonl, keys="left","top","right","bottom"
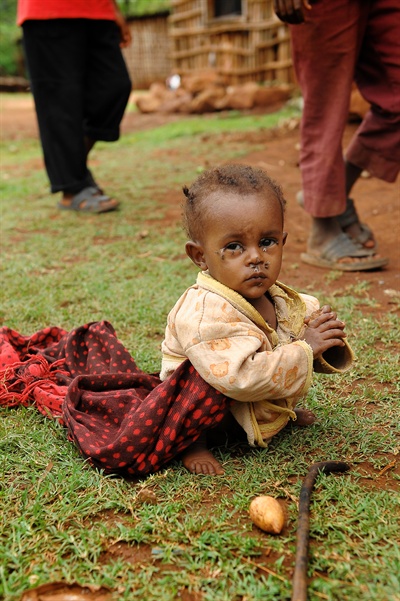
{"left": 0, "top": 321, "right": 230, "bottom": 476}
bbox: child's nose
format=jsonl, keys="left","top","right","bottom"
{"left": 246, "top": 247, "right": 263, "bottom": 265}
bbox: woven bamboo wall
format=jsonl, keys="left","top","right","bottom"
{"left": 168, "top": 0, "right": 293, "bottom": 84}
{"left": 122, "top": 13, "right": 172, "bottom": 89}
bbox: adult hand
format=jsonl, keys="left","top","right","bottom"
{"left": 112, "top": 1, "right": 132, "bottom": 48}
{"left": 273, "top": 0, "right": 312, "bottom": 24}
{"left": 115, "top": 12, "right": 132, "bottom": 48}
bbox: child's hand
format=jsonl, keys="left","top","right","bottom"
{"left": 302, "top": 305, "right": 347, "bottom": 358}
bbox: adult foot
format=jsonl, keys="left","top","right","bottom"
{"left": 303, "top": 217, "right": 387, "bottom": 271}
{"left": 59, "top": 186, "right": 119, "bottom": 213}
{"left": 294, "top": 408, "right": 316, "bottom": 426}
{"left": 302, "top": 232, "right": 388, "bottom": 271}
{"left": 182, "top": 440, "right": 224, "bottom": 475}
{"left": 297, "top": 192, "right": 376, "bottom": 250}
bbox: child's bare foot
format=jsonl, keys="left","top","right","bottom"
{"left": 182, "top": 436, "right": 224, "bottom": 475}
{"left": 294, "top": 408, "right": 316, "bottom": 426}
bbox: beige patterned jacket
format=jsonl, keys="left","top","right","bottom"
{"left": 161, "top": 272, "right": 354, "bottom": 447}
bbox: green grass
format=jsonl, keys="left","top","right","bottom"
{"left": 1, "top": 95, "right": 399, "bottom": 601}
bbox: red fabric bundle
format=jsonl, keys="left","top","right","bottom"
{"left": 0, "top": 321, "right": 229, "bottom": 476}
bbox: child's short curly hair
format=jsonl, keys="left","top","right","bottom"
{"left": 182, "top": 164, "right": 286, "bottom": 240}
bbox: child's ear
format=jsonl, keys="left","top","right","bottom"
{"left": 282, "top": 232, "right": 288, "bottom": 246}
{"left": 185, "top": 241, "right": 208, "bottom": 270}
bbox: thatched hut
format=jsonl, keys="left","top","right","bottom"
{"left": 168, "top": 0, "right": 293, "bottom": 85}
{"left": 122, "top": 0, "right": 293, "bottom": 89}
{"left": 122, "top": 10, "right": 172, "bottom": 89}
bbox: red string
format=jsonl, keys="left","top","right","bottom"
{"left": 0, "top": 355, "right": 68, "bottom": 415}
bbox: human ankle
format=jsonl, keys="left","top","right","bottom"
{"left": 309, "top": 217, "right": 342, "bottom": 247}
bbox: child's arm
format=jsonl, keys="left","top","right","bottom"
{"left": 301, "top": 305, "right": 354, "bottom": 373}
{"left": 164, "top": 290, "right": 353, "bottom": 404}
{"left": 171, "top": 316, "right": 314, "bottom": 404}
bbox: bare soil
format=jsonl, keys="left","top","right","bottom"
{"left": 2, "top": 94, "right": 399, "bottom": 601}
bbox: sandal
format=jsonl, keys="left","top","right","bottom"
{"left": 58, "top": 186, "right": 119, "bottom": 214}
{"left": 296, "top": 192, "right": 377, "bottom": 250}
{"left": 301, "top": 232, "right": 388, "bottom": 272}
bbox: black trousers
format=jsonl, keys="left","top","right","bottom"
{"left": 22, "top": 19, "right": 132, "bottom": 194}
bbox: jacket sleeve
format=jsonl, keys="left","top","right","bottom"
{"left": 174, "top": 291, "right": 314, "bottom": 402}
{"left": 299, "top": 294, "right": 355, "bottom": 374}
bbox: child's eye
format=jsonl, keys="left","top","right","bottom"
{"left": 259, "top": 238, "right": 276, "bottom": 250}
{"left": 225, "top": 242, "right": 244, "bottom": 254}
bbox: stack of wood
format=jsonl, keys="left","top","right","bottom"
{"left": 0, "top": 76, "right": 30, "bottom": 92}
{"left": 135, "top": 70, "right": 293, "bottom": 114}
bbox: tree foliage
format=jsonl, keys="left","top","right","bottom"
{"left": 0, "top": 0, "right": 20, "bottom": 75}
{"left": 117, "top": 0, "right": 171, "bottom": 17}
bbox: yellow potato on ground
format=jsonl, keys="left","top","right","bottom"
{"left": 249, "top": 495, "right": 285, "bottom": 534}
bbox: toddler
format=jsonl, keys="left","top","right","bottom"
{"left": 161, "top": 164, "right": 354, "bottom": 475}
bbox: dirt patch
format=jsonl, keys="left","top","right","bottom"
{"left": 20, "top": 582, "right": 113, "bottom": 601}
{"left": 0, "top": 93, "right": 184, "bottom": 140}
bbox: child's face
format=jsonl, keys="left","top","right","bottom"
{"left": 186, "top": 190, "right": 287, "bottom": 301}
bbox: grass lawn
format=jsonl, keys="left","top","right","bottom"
{"left": 0, "top": 98, "right": 399, "bottom": 601}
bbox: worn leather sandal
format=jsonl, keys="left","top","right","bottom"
{"left": 296, "top": 191, "right": 377, "bottom": 250}
{"left": 301, "top": 232, "right": 388, "bottom": 272}
{"left": 58, "top": 186, "right": 119, "bottom": 213}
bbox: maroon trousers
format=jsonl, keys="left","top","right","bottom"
{"left": 290, "top": 0, "right": 400, "bottom": 218}
{"left": 0, "top": 322, "right": 230, "bottom": 477}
